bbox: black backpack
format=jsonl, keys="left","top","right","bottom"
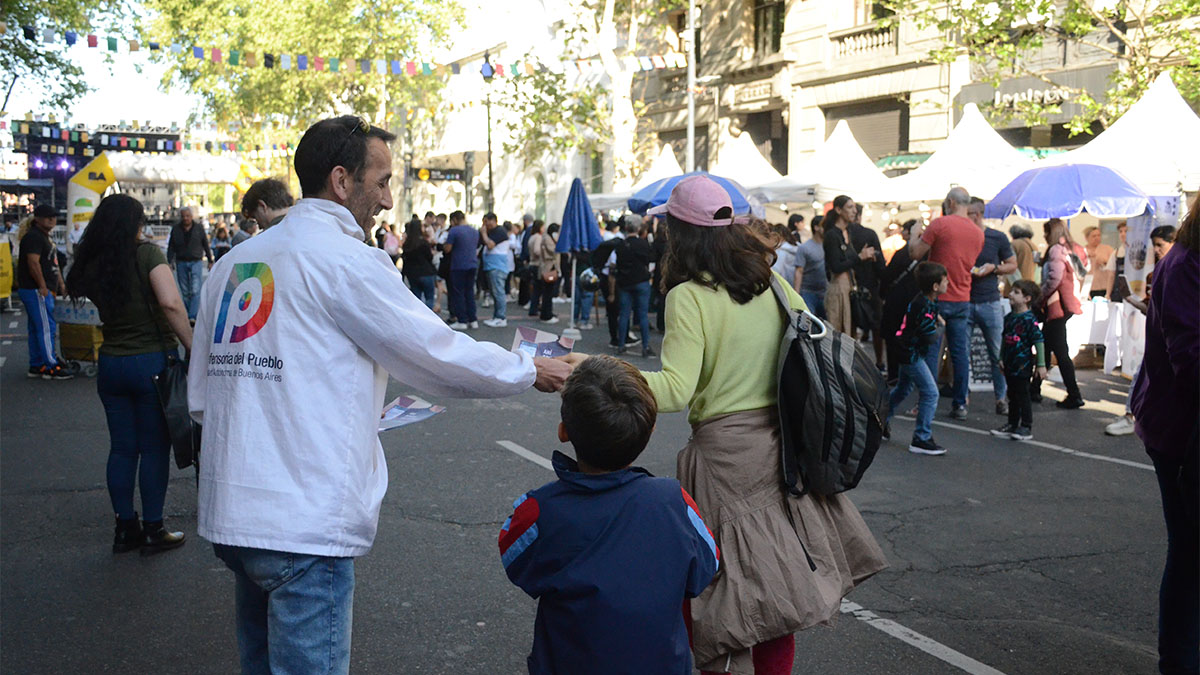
{"left": 770, "top": 278, "right": 886, "bottom": 496}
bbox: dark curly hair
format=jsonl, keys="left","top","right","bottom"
{"left": 66, "top": 194, "right": 146, "bottom": 312}
{"left": 661, "top": 211, "right": 776, "bottom": 305}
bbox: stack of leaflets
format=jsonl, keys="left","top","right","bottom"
{"left": 510, "top": 326, "right": 575, "bottom": 358}
{"left": 378, "top": 395, "right": 446, "bottom": 432}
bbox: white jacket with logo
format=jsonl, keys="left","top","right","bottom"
{"left": 189, "top": 198, "right": 536, "bottom": 557}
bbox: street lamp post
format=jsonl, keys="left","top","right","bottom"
{"left": 481, "top": 51, "right": 496, "bottom": 213}
{"left": 685, "top": 0, "right": 696, "bottom": 172}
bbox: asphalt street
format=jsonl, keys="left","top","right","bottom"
{"left": 1, "top": 298, "right": 1164, "bottom": 674}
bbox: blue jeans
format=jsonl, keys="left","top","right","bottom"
{"left": 970, "top": 300, "right": 1007, "bottom": 401}
{"left": 617, "top": 281, "right": 651, "bottom": 349}
{"left": 448, "top": 268, "right": 477, "bottom": 323}
{"left": 940, "top": 300, "right": 971, "bottom": 408}
{"left": 213, "top": 545, "right": 355, "bottom": 675}
{"left": 574, "top": 289, "right": 594, "bottom": 323}
{"left": 799, "top": 289, "right": 826, "bottom": 320}
{"left": 98, "top": 351, "right": 172, "bottom": 521}
{"left": 486, "top": 268, "right": 508, "bottom": 321}
{"left": 17, "top": 289, "right": 58, "bottom": 369}
{"left": 175, "top": 260, "right": 204, "bottom": 320}
{"left": 408, "top": 274, "right": 438, "bottom": 309}
{"left": 887, "top": 348, "right": 940, "bottom": 442}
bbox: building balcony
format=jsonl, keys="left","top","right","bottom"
{"left": 829, "top": 24, "right": 898, "bottom": 60}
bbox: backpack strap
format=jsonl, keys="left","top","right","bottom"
{"left": 769, "top": 275, "right": 826, "bottom": 339}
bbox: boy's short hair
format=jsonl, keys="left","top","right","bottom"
{"left": 1011, "top": 279, "right": 1041, "bottom": 305}
{"left": 560, "top": 356, "right": 657, "bottom": 471}
{"left": 915, "top": 261, "right": 948, "bottom": 294}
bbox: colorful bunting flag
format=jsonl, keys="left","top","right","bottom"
{"left": 375, "top": 59, "right": 386, "bottom": 74}
{"left": 245, "top": 51, "right": 256, "bottom": 67}
{"left": 212, "top": 47, "right": 222, "bottom": 63}
{"left": 281, "top": 54, "right": 292, "bottom": 70}
{"left": 193, "top": 46, "right": 204, "bottom": 59}
{"left": 230, "top": 50, "right": 240, "bottom": 66}
{"left": 87, "top": 34, "right": 98, "bottom": 48}
{"left": 330, "top": 57, "right": 339, "bottom": 72}
{"left": 297, "top": 55, "right": 307, "bottom": 71}
{"left": 149, "top": 41, "right": 160, "bottom": 50}
{"left": 43, "top": 28, "right": 54, "bottom": 43}
{"left": 107, "top": 37, "right": 118, "bottom": 51}
{"left": 405, "top": 61, "right": 416, "bottom": 75}
{"left": 130, "top": 39, "right": 140, "bottom": 52}
{"left": 264, "top": 53, "right": 274, "bottom": 68}
{"left": 390, "top": 60, "right": 401, "bottom": 75}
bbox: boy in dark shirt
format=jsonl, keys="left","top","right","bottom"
{"left": 499, "top": 355, "right": 719, "bottom": 674}
{"left": 885, "top": 262, "right": 948, "bottom": 456}
{"left": 992, "top": 280, "right": 1048, "bottom": 440}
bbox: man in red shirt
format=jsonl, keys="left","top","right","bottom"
{"left": 909, "top": 187, "right": 984, "bottom": 419}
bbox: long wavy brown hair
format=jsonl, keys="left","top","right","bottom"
{"left": 661, "top": 211, "right": 778, "bottom": 304}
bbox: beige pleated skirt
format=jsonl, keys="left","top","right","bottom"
{"left": 681, "top": 408, "right": 888, "bottom": 673}
{"left": 825, "top": 272, "right": 853, "bottom": 335}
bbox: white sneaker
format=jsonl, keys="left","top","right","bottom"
{"left": 552, "top": 297, "right": 569, "bottom": 304}
{"left": 449, "top": 322, "right": 468, "bottom": 330}
{"left": 541, "top": 316, "right": 559, "bottom": 324}
{"left": 578, "top": 322, "right": 593, "bottom": 330}
{"left": 1105, "top": 415, "right": 1135, "bottom": 436}
{"left": 469, "top": 321, "right": 480, "bottom": 329}
{"left": 484, "top": 319, "right": 508, "bottom": 328}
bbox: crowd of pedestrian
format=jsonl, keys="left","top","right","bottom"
{"left": 9, "top": 110, "right": 1195, "bottom": 674}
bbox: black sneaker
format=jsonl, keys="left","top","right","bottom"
{"left": 1010, "top": 426, "right": 1033, "bottom": 441}
{"left": 949, "top": 406, "right": 967, "bottom": 420}
{"left": 624, "top": 335, "right": 641, "bottom": 347}
{"left": 990, "top": 423, "right": 1017, "bottom": 437}
{"left": 908, "top": 437, "right": 946, "bottom": 456}
{"left": 641, "top": 346, "right": 657, "bottom": 359}
{"left": 27, "top": 366, "right": 44, "bottom": 379}
{"left": 43, "top": 364, "right": 75, "bottom": 380}
{"left": 1055, "top": 396, "right": 1084, "bottom": 409}
{"left": 881, "top": 421, "right": 891, "bottom": 441}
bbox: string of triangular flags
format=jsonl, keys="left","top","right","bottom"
{"left": 3, "top": 20, "right": 690, "bottom": 77}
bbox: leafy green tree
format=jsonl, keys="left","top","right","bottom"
{"left": 142, "top": 0, "right": 463, "bottom": 150}
{"left": 497, "top": 56, "right": 610, "bottom": 168}
{"left": 882, "top": 0, "right": 1200, "bottom": 133}
{"left": 1, "top": 0, "right": 128, "bottom": 112}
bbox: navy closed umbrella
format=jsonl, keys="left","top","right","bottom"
{"left": 557, "top": 178, "right": 603, "bottom": 334}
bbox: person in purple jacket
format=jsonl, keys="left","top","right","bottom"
{"left": 499, "top": 355, "right": 720, "bottom": 674}
{"left": 1130, "top": 198, "right": 1198, "bottom": 675}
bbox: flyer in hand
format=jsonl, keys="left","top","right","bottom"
{"left": 378, "top": 395, "right": 446, "bottom": 432}
{"left": 510, "top": 326, "right": 575, "bottom": 359}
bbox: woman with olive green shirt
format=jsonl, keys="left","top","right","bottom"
{"left": 636, "top": 177, "right": 886, "bottom": 675}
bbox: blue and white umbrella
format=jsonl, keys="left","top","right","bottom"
{"left": 984, "top": 164, "right": 1152, "bottom": 220}
{"left": 627, "top": 171, "right": 764, "bottom": 217}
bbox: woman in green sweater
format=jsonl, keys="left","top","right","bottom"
{"left": 592, "top": 177, "right": 886, "bottom": 674}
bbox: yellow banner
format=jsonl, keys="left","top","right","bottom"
{"left": 69, "top": 153, "right": 116, "bottom": 195}
{"left": 0, "top": 240, "right": 12, "bottom": 299}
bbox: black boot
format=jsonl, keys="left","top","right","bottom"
{"left": 140, "top": 520, "right": 186, "bottom": 556}
{"left": 113, "top": 514, "right": 142, "bottom": 553}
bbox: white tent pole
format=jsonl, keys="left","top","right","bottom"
{"left": 561, "top": 255, "right": 581, "bottom": 340}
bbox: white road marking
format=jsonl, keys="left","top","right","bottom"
{"left": 8, "top": 321, "right": 16, "bottom": 328}
{"left": 498, "top": 439, "right": 1007, "bottom": 675}
{"left": 841, "top": 601, "right": 1008, "bottom": 675}
{"left": 0, "top": 356, "right": 6, "bottom": 368}
{"left": 896, "top": 416, "right": 1154, "bottom": 472}
{"left": 495, "top": 440, "right": 553, "bottom": 471}
{"left": 1, "top": 340, "right": 10, "bottom": 346}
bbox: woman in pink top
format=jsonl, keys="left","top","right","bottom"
{"left": 1036, "top": 218, "right": 1084, "bottom": 408}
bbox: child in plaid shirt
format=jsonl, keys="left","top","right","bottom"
{"left": 992, "top": 279, "right": 1048, "bottom": 440}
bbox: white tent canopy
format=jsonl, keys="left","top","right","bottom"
{"left": 751, "top": 121, "right": 891, "bottom": 204}
{"left": 589, "top": 143, "right": 684, "bottom": 210}
{"left": 1038, "top": 73, "right": 1200, "bottom": 195}
{"left": 710, "top": 132, "right": 782, "bottom": 187}
{"left": 882, "top": 103, "right": 1033, "bottom": 202}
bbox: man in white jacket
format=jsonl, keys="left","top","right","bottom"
{"left": 188, "top": 115, "right": 570, "bottom": 674}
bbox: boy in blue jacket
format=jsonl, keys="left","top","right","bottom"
{"left": 499, "top": 355, "right": 720, "bottom": 674}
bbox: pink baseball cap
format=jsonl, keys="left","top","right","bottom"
{"left": 647, "top": 175, "right": 738, "bottom": 227}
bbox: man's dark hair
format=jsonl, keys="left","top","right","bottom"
{"left": 483, "top": 212, "right": 497, "bottom": 222}
{"left": 437, "top": 213, "right": 447, "bottom": 221}
{"left": 424, "top": 210, "right": 435, "bottom": 219}
{"left": 449, "top": 210, "right": 466, "bottom": 225}
{"left": 787, "top": 213, "right": 804, "bottom": 230}
{"left": 560, "top": 355, "right": 657, "bottom": 471}
{"left": 969, "top": 196, "right": 985, "bottom": 209}
{"left": 1150, "top": 225, "right": 1176, "bottom": 243}
{"left": 241, "top": 178, "right": 294, "bottom": 214}
{"left": 1011, "top": 279, "right": 1041, "bottom": 305}
{"left": 916, "top": 261, "right": 948, "bottom": 294}
{"left": 293, "top": 116, "right": 396, "bottom": 197}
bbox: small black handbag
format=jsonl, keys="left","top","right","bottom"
{"left": 140, "top": 254, "right": 201, "bottom": 470}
